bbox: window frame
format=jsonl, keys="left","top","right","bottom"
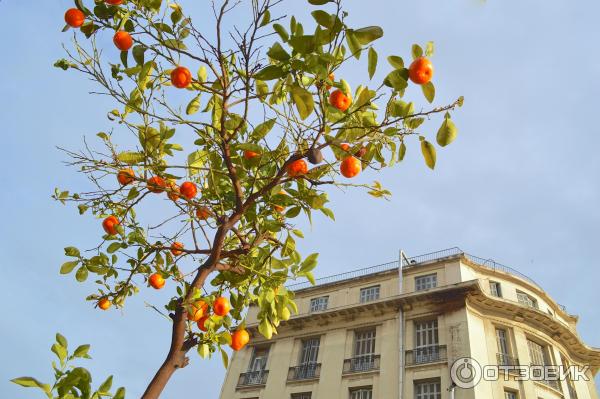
{"left": 309, "top": 296, "right": 329, "bottom": 312}
{"left": 291, "top": 393, "right": 312, "bottom": 399}
{"left": 490, "top": 281, "right": 502, "bottom": 297}
{"left": 517, "top": 290, "right": 538, "bottom": 309}
{"left": 415, "top": 273, "right": 438, "bottom": 291}
{"left": 349, "top": 386, "right": 373, "bottom": 399}
{"left": 414, "top": 379, "right": 441, "bottom": 399}
{"left": 359, "top": 285, "right": 380, "bottom": 303}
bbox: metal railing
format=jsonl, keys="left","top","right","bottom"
{"left": 405, "top": 345, "right": 447, "bottom": 366}
{"left": 237, "top": 370, "right": 269, "bottom": 387}
{"left": 287, "top": 363, "right": 321, "bottom": 381}
{"left": 342, "top": 354, "right": 381, "bottom": 373}
{"left": 497, "top": 353, "right": 519, "bottom": 367}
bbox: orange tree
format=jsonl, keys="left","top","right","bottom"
{"left": 34, "top": 0, "right": 462, "bottom": 397}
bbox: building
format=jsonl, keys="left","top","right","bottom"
{"left": 219, "top": 248, "right": 600, "bottom": 399}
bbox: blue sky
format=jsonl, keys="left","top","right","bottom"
{"left": 1, "top": 0, "right": 599, "bottom": 397}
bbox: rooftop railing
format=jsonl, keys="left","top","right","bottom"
{"left": 285, "top": 247, "right": 567, "bottom": 312}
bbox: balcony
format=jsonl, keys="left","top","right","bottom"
{"left": 405, "top": 345, "right": 447, "bottom": 366}
{"left": 342, "top": 354, "right": 381, "bottom": 374}
{"left": 497, "top": 353, "right": 519, "bottom": 366}
{"left": 287, "top": 363, "right": 321, "bottom": 381}
{"left": 236, "top": 370, "right": 269, "bottom": 388}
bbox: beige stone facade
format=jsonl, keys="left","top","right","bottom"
{"left": 219, "top": 248, "right": 600, "bottom": 399}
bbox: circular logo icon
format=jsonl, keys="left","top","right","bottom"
{"left": 450, "top": 357, "right": 482, "bottom": 389}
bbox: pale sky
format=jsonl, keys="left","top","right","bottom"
{"left": 1, "top": 0, "right": 599, "bottom": 397}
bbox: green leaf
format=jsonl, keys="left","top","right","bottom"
{"left": 267, "top": 42, "right": 290, "bottom": 62}
{"left": 188, "top": 150, "right": 207, "bottom": 174}
{"left": 421, "top": 81, "right": 435, "bottom": 103}
{"left": 383, "top": 70, "right": 408, "bottom": 91}
{"left": 75, "top": 266, "right": 89, "bottom": 282}
{"left": 420, "top": 139, "right": 436, "bottom": 170}
{"left": 117, "top": 151, "right": 145, "bottom": 165}
{"left": 353, "top": 26, "right": 384, "bottom": 44}
{"left": 220, "top": 347, "right": 229, "bottom": 368}
{"left": 258, "top": 319, "right": 273, "bottom": 339}
{"left": 256, "top": 80, "right": 269, "bottom": 101}
{"left": 132, "top": 45, "right": 146, "bottom": 65}
{"left": 345, "top": 30, "right": 361, "bottom": 59}
{"left": 308, "top": 0, "right": 334, "bottom": 4}
{"left": 56, "top": 333, "right": 68, "bottom": 348}
{"left": 387, "top": 55, "right": 404, "bottom": 69}
{"left": 272, "top": 23, "right": 289, "bottom": 42}
{"left": 197, "top": 66, "right": 207, "bottom": 83}
{"left": 300, "top": 253, "right": 319, "bottom": 273}
{"left": 399, "top": 142, "right": 406, "bottom": 161}
{"left": 368, "top": 47, "right": 378, "bottom": 79}
{"left": 60, "top": 261, "right": 79, "bottom": 274}
{"left": 260, "top": 9, "right": 271, "bottom": 26}
{"left": 114, "top": 387, "right": 126, "bottom": 399}
{"left": 436, "top": 114, "right": 458, "bottom": 147}
{"left": 288, "top": 35, "right": 316, "bottom": 54}
{"left": 311, "top": 10, "right": 333, "bottom": 28}
{"left": 98, "top": 376, "right": 113, "bottom": 393}
{"left": 186, "top": 94, "right": 201, "bottom": 115}
{"left": 197, "top": 343, "right": 210, "bottom": 358}
{"left": 252, "top": 119, "right": 276, "bottom": 141}
{"left": 51, "top": 343, "right": 67, "bottom": 365}
{"left": 64, "top": 247, "right": 80, "bottom": 257}
{"left": 10, "top": 377, "right": 51, "bottom": 394}
{"left": 425, "top": 41, "right": 435, "bottom": 57}
{"left": 291, "top": 85, "right": 314, "bottom": 120}
{"left": 411, "top": 44, "right": 423, "bottom": 60}
{"left": 107, "top": 242, "right": 122, "bottom": 254}
{"left": 254, "top": 65, "right": 285, "bottom": 81}
{"left": 73, "top": 344, "right": 91, "bottom": 359}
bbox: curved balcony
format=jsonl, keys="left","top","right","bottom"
{"left": 236, "top": 370, "right": 269, "bottom": 388}
{"left": 287, "top": 363, "right": 321, "bottom": 381}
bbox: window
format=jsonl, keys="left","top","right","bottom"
{"left": 490, "top": 281, "right": 502, "bottom": 297}
{"left": 293, "top": 338, "right": 320, "bottom": 379}
{"left": 248, "top": 347, "right": 269, "bottom": 372}
{"left": 350, "top": 329, "right": 377, "bottom": 371}
{"left": 415, "top": 274, "right": 437, "bottom": 291}
{"left": 310, "top": 296, "right": 328, "bottom": 312}
{"left": 527, "top": 339, "right": 548, "bottom": 366}
{"left": 414, "top": 320, "right": 439, "bottom": 363}
{"left": 496, "top": 328, "right": 516, "bottom": 366}
{"left": 350, "top": 387, "right": 372, "bottom": 399}
{"left": 504, "top": 391, "right": 518, "bottom": 399}
{"left": 291, "top": 393, "right": 312, "bottom": 399}
{"left": 414, "top": 380, "right": 441, "bottom": 399}
{"left": 360, "top": 286, "right": 380, "bottom": 303}
{"left": 517, "top": 291, "right": 538, "bottom": 309}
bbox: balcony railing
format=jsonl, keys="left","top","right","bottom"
{"left": 287, "top": 363, "right": 321, "bottom": 381}
{"left": 405, "top": 345, "right": 447, "bottom": 366}
{"left": 237, "top": 370, "right": 269, "bottom": 388}
{"left": 342, "top": 354, "right": 381, "bottom": 373}
{"left": 497, "top": 353, "right": 519, "bottom": 367}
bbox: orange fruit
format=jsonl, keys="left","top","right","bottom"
{"left": 113, "top": 31, "right": 133, "bottom": 51}
{"left": 213, "top": 296, "right": 231, "bottom": 316}
{"left": 329, "top": 89, "right": 352, "bottom": 112}
{"left": 149, "top": 273, "right": 165, "bottom": 289}
{"left": 188, "top": 301, "right": 208, "bottom": 321}
{"left": 230, "top": 329, "right": 250, "bottom": 351}
{"left": 340, "top": 156, "right": 361, "bottom": 178}
{"left": 408, "top": 57, "right": 434, "bottom": 85}
{"left": 197, "top": 315, "right": 209, "bottom": 332}
{"left": 273, "top": 204, "right": 285, "bottom": 213}
{"left": 171, "top": 66, "right": 192, "bottom": 89}
{"left": 179, "top": 181, "right": 197, "bottom": 200}
{"left": 170, "top": 242, "right": 184, "bottom": 256}
{"left": 147, "top": 176, "right": 166, "bottom": 193}
{"left": 166, "top": 181, "right": 180, "bottom": 201}
{"left": 243, "top": 150, "right": 260, "bottom": 160}
{"left": 105, "top": 0, "right": 124, "bottom": 5}
{"left": 286, "top": 159, "right": 308, "bottom": 177}
{"left": 196, "top": 206, "right": 212, "bottom": 220}
{"left": 98, "top": 298, "right": 112, "bottom": 310}
{"left": 65, "top": 8, "right": 85, "bottom": 28}
{"left": 102, "top": 216, "right": 120, "bottom": 235}
{"left": 340, "top": 143, "right": 350, "bottom": 151}
{"left": 325, "top": 73, "right": 334, "bottom": 90}
{"left": 117, "top": 168, "right": 135, "bottom": 185}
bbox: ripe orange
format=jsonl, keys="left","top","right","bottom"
{"left": 408, "top": 57, "right": 434, "bottom": 85}
{"left": 213, "top": 296, "right": 231, "bottom": 316}
{"left": 286, "top": 159, "right": 308, "bottom": 177}
{"left": 325, "top": 73, "right": 334, "bottom": 90}
{"left": 195, "top": 206, "right": 212, "bottom": 220}
{"left": 166, "top": 181, "right": 180, "bottom": 201}
{"left": 171, "top": 66, "right": 192, "bottom": 89}
{"left": 117, "top": 168, "right": 135, "bottom": 185}
{"left": 65, "top": 8, "right": 85, "bottom": 28}
{"left": 273, "top": 204, "right": 285, "bottom": 213}
{"left": 102, "top": 215, "right": 120, "bottom": 235}
{"left": 98, "top": 298, "right": 112, "bottom": 310}
{"left": 230, "top": 329, "right": 250, "bottom": 351}
{"left": 329, "top": 89, "right": 352, "bottom": 112}
{"left": 340, "top": 156, "right": 361, "bottom": 178}
{"left": 170, "top": 242, "right": 184, "bottom": 256}
{"left": 340, "top": 143, "right": 350, "bottom": 151}
{"left": 243, "top": 150, "right": 259, "bottom": 160}
{"left": 180, "top": 181, "right": 197, "bottom": 200}
{"left": 113, "top": 31, "right": 133, "bottom": 51}
{"left": 147, "top": 176, "right": 166, "bottom": 193}
{"left": 149, "top": 273, "right": 165, "bottom": 289}
{"left": 105, "top": 0, "right": 124, "bottom": 5}
{"left": 188, "top": 301, "right": 208, "bottom": 321}
{"left": 197, "top": 315, "right": 209, "bottom": 332}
